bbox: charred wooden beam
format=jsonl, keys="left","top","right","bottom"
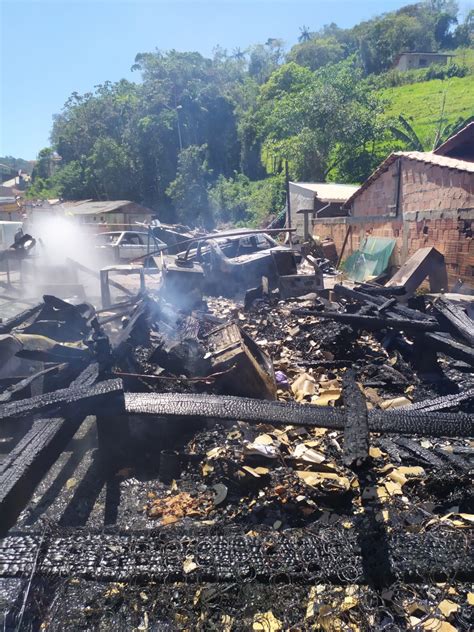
{"left": 396, "top": 387, "right": 474, "bottom": 413}
{"left": 425, "top": 332, "right": 474, "bottom": 366}
{"left": 292, "top": 309, "right": 438, "bottom": 333}
{"left": 0, "top": 303, "right": 42, "bottom": 334}
{"left": 0, "top": 379, "right": 124, "bottom": 423}
{"left": 333, "top": 284, "right": 434, "bottom": 322}
{"left": 433, "top": 297, "right": 474, "bottom": 347}
{"left": 342, "top": 371, "right": 369, "bottom": 468}
{"left": 357, "top": 284, "right": 407, "bottom": 297}
{"left": 124, "top": 392, "right": 474, "bottom": 437}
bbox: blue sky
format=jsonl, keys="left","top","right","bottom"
{"left": 1, "top": 0, "right": 472, "bottom": 159}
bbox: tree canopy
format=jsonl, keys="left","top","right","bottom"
{"left": 27, "top": 1, "right": 474, "bottom": 226}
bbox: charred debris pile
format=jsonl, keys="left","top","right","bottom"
{"left": 0, "top": 276, "right": 473, "bottom": 630}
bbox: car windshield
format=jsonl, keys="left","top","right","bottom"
{"left": 95, "top": 233, "right": 121, "bottom": 245}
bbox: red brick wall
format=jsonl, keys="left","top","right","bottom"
{"left": 313, "top": 215, "right": 474, "bottom": 289}
{"left": 352, "top": 157, "right": 474, "bottom": 217}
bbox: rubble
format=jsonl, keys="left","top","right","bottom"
{"left": 0, "top": 248, "right": 473, "bottom": 630}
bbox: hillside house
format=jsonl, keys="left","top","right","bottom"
{"left": 312, "top": 123, "right": 474, "bottom": 289}
{"left": 393, "top": 51, "right": 453, "bottom": 71}
{"left": 289, "top": 182, "right": 359, "bottom": 240}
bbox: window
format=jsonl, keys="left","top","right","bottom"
{"left": 121, "top": 232, "right": 143, "bottom": 245}
{"left": 418, "top": 58, "right": 428, "bottom": 67}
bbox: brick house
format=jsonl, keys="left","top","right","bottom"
{"left": 312, "top": 123, "right": 474, "bottom": 289}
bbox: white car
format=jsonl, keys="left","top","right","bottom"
{"left": 95, "top": 231, "right": 167, "bottom": 263}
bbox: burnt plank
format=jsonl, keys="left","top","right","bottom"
{"left": 434, "top": 297, "right": 474, "bottom": 346}
{"left": 0, "top": 303, "right": 43, "bottom": 334}
{"left": 333, "top": 284, "right": 434, "bottom": 322}
{"left": 292, "top": 310, "right": 438, "bottom": 333}
{"left": 342, "top": 371, "right": 369, "bottom": 467}
{"left": 425, "top": 332, "right": 474, "bottom": 366}
{"left": 0, "top": 416, "right": 85, "bottom": 535}
{"left": 396, "top": 387, "right": 474, "bottom": 413}
{"left": 0, "top": 378, "right": 124, "bottom": 423}
{"left": 124, "top": 392, "right": 474, "bottom": 437}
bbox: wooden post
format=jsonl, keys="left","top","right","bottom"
{"left": 337, "top": 225, "right": 352, "bottom": 269}
{"left": 100, "top": 269, "right": 111, "bottom": 309}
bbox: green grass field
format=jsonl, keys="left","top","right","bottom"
{"left": 380, "top": 72, "right": 474, "bottom": 148}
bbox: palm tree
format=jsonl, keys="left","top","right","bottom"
{"left": 232, "top": 47, "right": 246, "bottom": 61}
{"left": 298, "top": 26, "right": 311, "bottom": 43}
{"left": 390, "top": 112, "right": 474, "bottom": 152}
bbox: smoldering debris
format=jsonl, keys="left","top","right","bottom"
{"left": 0, "top": 268, "right": 473, "bottom": 630}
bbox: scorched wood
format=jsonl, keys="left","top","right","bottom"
{"left": 124, "top": 392, "right": 474, "bottom": 437}
{"left": 342, "top": 371, "right": 369, "bottom": 467}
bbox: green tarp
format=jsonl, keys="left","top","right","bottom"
{"left": 342, "top": 236, "right": 396, "bottom": 282}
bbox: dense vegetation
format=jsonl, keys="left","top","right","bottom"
{"left": 25, "top": 1, "right": 474, "bottom": 226}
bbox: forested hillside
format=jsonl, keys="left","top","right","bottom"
{"left": 28, "top": 1, "right": 474, "bottom": 227}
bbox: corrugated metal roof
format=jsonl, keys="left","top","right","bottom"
{"left": 344, "top": 151, "right": 474, "bottom": 208}
{"left": 290, "top": 182, "right": 360, "bottom": 203}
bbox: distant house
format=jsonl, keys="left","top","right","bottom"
{"left": 289, "top": 182, "right": 359, "bottom": 239}
{"left": 311, "top": 122, "right": 474, "bottom": 288}
{"left": 60, "top": 200, "right": 153, "bottom": 227}
{"left": 23, "top": 199, "right": 153, "bottom": 229}
{"left": 393, "top": 51, "right": 453, "bottom": 71}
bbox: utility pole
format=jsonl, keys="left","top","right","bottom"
{"left": 176, "top": 105, "right": 183, "bottom": 152}
{"left": 285, "top": 160, "right": 292, "bottom": 246}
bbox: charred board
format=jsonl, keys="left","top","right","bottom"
{"left": 0, "top": 378, "right": 124, "bottom": 423}
{"left": 342, "top": 371, "right": 369, "bottom": 468}
{"left": 124, "top": 393, "right": 474, "bottom": 437}
{"left": 433, "top": 297, "right": 474, "bottom": 347}
{"left": 292, "top": 309, "right": 438, "bottom": 333}
{"left": 398, "top": 387, "right": 474, "bottom": 413}
{"left": 424, "top": 332, "right": 474, "bottom": 366}
{"left": 0, "top": 416, "right": 85, "bottom": 535}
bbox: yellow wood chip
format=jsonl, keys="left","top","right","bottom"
{"left": 253, "top": 611, "right": 282, "bottom": 631}
{"left": 369, "top": 447, "right": 383, "bottom": 458}
{"left": 467, "top": 592, "right": 474, "bottom": 605}
{"left": 255, "top": 434, "right": 274, "bottom": 445}
{"left": 422, "top": 618, "right": 457, "bottom": 632}
{"left": 183, "top": 556, "right": 197, "bottom": 574}
{"left": 438, "top": 599, "right": 459, "bottom": 617}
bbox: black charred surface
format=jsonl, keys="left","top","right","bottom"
{"left": 342, "top": 371, "right": 369, "bottom": 468}
{"left": 124, "top": 392, "right": 474, "bottom": 437}
{"left": 0, "top": 525, "right": 470, "bottom": 583}
{"left": 0, "top": 378, "right": 124, "bottom": 423}
{"left": 434, "top": 296, "right": 474, "bottom": 346}
{"left": 0, "top": 416, "right": 85, "bottom": 535}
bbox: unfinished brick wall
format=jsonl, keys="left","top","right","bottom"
{"left": 323, "top": 156, "right": 474, "bottom": 288}
{"left": 313, "top": 214, "right": 474, "bottom": 289}
{"left": 352, "top": 157, "right": 474, "bottom": 217}
{"left": 313, "top": 219, "right": 403, "bottom": 267}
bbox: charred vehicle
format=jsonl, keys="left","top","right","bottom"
{"left": 162, "top": 229, "right": 306, "bottom": 299}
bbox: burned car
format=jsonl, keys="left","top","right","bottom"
{"left": 161, "top": 229, "right": 316, "bottom": 302}
{"left": 95, "top": 231, "right": 166, "bottom": 263}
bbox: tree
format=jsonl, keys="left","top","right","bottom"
{"left": 434, "top": 13, "right": 458, "bottom": 48}
{"left": 298, "top": 26, "right": 311, "bottom": 43}
{"left": 287, "top": 37, "right": 346, "bottom": 71}
{"left": 166, "top": 145, "right": 213, "bottom": 228}
{"left": 255, "top": 60, "right": 386, "bottom": 182}
{"left": 389, "top": 113, "right": 474, "bottom": 151}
